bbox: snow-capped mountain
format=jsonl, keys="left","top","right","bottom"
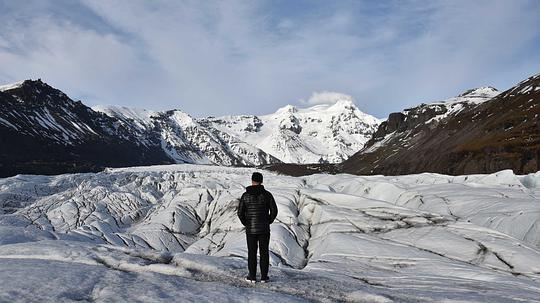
{"left": 204, "top": 99, "right": 381, "bottom": 164}
{"left": 93, "top": 96, "right": 381, "bottom": 165}
{"left": 2, "top": 165, "right": 540, "bottom": 301}
{"left": 92, "top": 106, "right": 280, "bottom": 167}
{"left": 359, "top": 86, "right": 501, "bottom": 156}
{"left": 0, "top": 78, "right": 379, "bottom": 177}
{"left": 341, "top": 74, "right": 540, "bottom": 175}
{"left": 0, "top": 79, "right": 171, "bottom": 177}
{"left": 1, "top": 79, "right": 274, "bottom": 177}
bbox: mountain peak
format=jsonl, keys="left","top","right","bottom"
{"left": 327, "top": 98, "right": 356, "bottom": 110}
{"left": 0, "top": 79, "right": 61, "bottom": 95}
{"left": 432, "top": 86, "right": 499, "bottom": 105}
{"left": 457, "top": 86, "right": 499, "bottom": 98}
{"left": 275, "top": 104, "right": 298, "bottom": 114}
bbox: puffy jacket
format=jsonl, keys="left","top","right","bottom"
{"left": 237, "top": 185, "right": 278, "bottom": 234}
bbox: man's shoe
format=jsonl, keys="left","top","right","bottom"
{"left": 260, "top": 276, "right": 270, "bottom": 283}
{"left": 245, "top": 276, "right": 256, "bottom": 283}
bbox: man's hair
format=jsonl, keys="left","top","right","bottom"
{"left": 252, "top": 172, "right": 263, "bottom": 183}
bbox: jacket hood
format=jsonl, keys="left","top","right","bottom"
{"left": 246, "top": 184, "right": 265, "bottom": 195}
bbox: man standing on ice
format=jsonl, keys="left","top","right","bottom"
{"left": 237, "top": 172, "right": 278, "bottom": 283}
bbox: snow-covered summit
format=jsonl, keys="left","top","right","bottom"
{"left": 95, "top": 105, "right": 280, "bottom": 167}
{"left": 207, "top": 98, "right": 382, "bottom": 164}
{"left": 434, "top": 86, "right": 499, "bottom": 105}
{"left": 327, "top": 98, "right": 356, "bottom": 110}
{"left": 169, "top": 110, "right": 198, "bottom": 128}
{"left": 96, "top": 94, "right": 382, "bottom": 165}
{"left": 457, "top": 86, "right": 499, "bottom": 99}
{"left": 274, "top": 104, "right": 298, "bottom": 114}
{"left": 396, "top": 86, "right": 501, "bottom": 125}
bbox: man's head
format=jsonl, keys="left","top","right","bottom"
{"left": 251, "top": 172, "right": 263, "bottom": 185}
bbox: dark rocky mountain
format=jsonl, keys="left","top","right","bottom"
{"left": 339, "top": 74, "right": 540, "bottom": 175}
{"left": 0, "top": 80, "right": 283, "bottom": 177}
{"left": 0, "top": 80, "right": 172, "bottom": 177}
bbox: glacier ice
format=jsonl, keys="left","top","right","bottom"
{"left": 1, "top": 165, "right": 540, "bottom": 302}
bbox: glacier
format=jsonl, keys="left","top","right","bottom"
{"left": 1, "top": 165, "right": 540, "bottom": 302}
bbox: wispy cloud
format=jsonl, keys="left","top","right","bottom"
{"left": 0, "top": 0, "right": 539, "bottom": 118}
{"left": 301, "top": 91, "right": 354, "bottom": 106}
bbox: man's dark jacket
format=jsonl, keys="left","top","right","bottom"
{"left": 237, "top": 185, "right": 278, "bottom": 234}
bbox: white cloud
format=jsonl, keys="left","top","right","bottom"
{"left": 302, "top": 91, "right": 354, "bottom": 105}
{"left": 0, "top": 1, "right": 539, "bottom": 118}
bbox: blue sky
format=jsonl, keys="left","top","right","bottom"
{"left": 1, "top": 0, "right": 539, "bottom": 118}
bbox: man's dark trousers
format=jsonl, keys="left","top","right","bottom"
{"left": 247, "top": 233, "right": 270, "bottom": 279}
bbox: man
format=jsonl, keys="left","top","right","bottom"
{"left": 237, "top": 172, "right": 278, "bottom": 283}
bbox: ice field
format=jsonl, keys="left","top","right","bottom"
{"left": 1, "top": 165, "right": 540, "bottom": 302}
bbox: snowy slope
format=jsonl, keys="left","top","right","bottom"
{"left": 95, "top": 97, "right": 381, "bottom": 166}
{"left": 1, "top": 166, "right": 540, "bottom": 302}
{"left": 93, "top": 106, "right": 281, "bottom": 166}
{"left": 0, "top": 80, "right": 24, "bottom": 92}
{"left": 394, "top": 86, "right": 499, "bottom": 128}
{"left": 205, "top": 99, "right": 382, "bottom": 163}
{"left": 92, "top": 105, "right": 156, "bottom": 129}
{"left": 420, "top": 86, "right": 499, "bottom": 124}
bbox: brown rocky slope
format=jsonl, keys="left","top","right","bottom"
{"left": 340, "top": 74, "right": 540, "bottom": 175}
